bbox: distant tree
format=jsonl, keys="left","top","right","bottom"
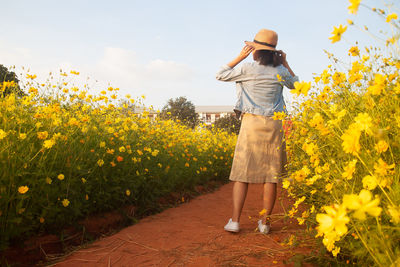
{"left": 213, "top": 115, "right": 241, "bottom": 134}
{"left": 160, "top": 96, "right": 198, "bottom": 128}
{"left": 0, "top": 64, "right": 24, "bottom": 97}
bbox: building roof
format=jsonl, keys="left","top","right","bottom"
{"left": 195, "top": 105, "right": 235, "bottom": 113}
{"left": 131, "top": 107, "right": 158, "bottom": 114}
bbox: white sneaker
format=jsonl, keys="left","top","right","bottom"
{"left": 224, "top": 218, "right": 240, "bottom": 233}
{"left": 258, "top": 220, "right": 270, "bottom": 234}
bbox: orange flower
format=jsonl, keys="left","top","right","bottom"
{"left": 18, "top": 186, "right": 29, "bottom": 194}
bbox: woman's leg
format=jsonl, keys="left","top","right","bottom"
{"left": 262, "top": 182, "right": 277, "bottom": 224}
{"left": 231, "top": 181, "right": 248, "bottom": 222}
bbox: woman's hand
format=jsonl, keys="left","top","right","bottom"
{"left": 277, "top": 50, "right": 287, "bottom": 63}
{"left": 277, "top": 50, "right": 295, "bottom": 76}
{"left": 227, "top": 45, "right": 255, "bottom": 68}
{"left": 238, "top": 45, "right": 255, "bottom": 60}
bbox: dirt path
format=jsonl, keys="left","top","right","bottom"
{"left": 53, "top": 183, "right": 314, "bottom": 267}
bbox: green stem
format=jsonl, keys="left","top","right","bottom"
{"left": 352, "top": 220, "right": 383, "bottom": 267}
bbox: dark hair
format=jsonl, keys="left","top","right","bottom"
{"left": 253, "top": 50, "right": 283, "bottom": 67}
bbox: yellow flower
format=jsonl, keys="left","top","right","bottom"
{"left": 185, "top": 162, "right": 190, "bottom": 167}
{"left": 57, "top": 174, "right": 65, "bottom": 180}
{"left": 349, "top": 46, "right": 360, "bottom": 56}
{"left": 342, "top": 159, "right": 357, "bottom": 180}
{"left": 2, "top": 80, "right": 15, "bottom": 90}
{"left": 282, "top": 180, "right": 290, "bottom": 189}
{"left": 362, "top": 175, "right": 378, "bottom": 190}
{"left": 348, "top": 0, "right": 361, "bottom": 14}
{"left": 62, "top": 199, "right": 70, "bottom": 207}
{"left": 332, "top": 246, "right": 340, "bottom": 257}
{"left": 37, "top": 131, "right": 49, "bottom": 140}
{"left": 299, "top": 127, "right": 308, "bottom": 136}
{"left": 386, "top": 13, "right": 398, "bottom": 23}
{"left": 18, "top": 186, "right": 29, "bottom": 194}
{"left": 308, "top": 113, "right": 324, "bottom": 129}
{"left": 151, "top": 149, "right": 159, "bottom": 157}
{"left": 70, "top": 70, "right": 80, "bottom": 75}
{"left": 272, "top": 111, "right": 286, "bottom": 120}
{"left": 0, "top": 129, "right": 7, "bottom": 140}
{"left": 341, "top": 125, "right": 361, "bottom": 155}
{"left": 126, "top": 189, "right": 131, "bottom": 196}
{"left": 343, "top": 190, "right": 382, "bottom": 220}
{"left": 387, "top": 37, "right": 398, "bottom": 46}
{"left": 291, "top": 81, "right": 311, "bottom": 96}
{"left": 375, "top": 140, "right": 389, "bottom": 153}
{"left": 26, "top": 74, "right": 37, "bottom": 79}
{"left": 99, "top": 141, "right": 106, "bottom": 148}
{"left": 306, "top": 175, "right": 321, "bottom": 185}
{"left": 19, "top": 133, "right": 27, "bottom": 140}
{"left": 325, "top": 183, "right": 333, "bottom": 192}
{"left": 367, "top": 74, "right": 387, "bottom": 95}
{"left": 354, "top": 113, "right": 372, "bottom": 133}
{"left": 316, "top": 204, "right": 349, "bottom": 237}
{"left": 81, "top": 178, "right": 86, "bottom": 183}
{"left": 292, "top": 166, "right": 310, "bottom": 182}
{"left": 374, "top": 158, "right": 395, "bottom": 177}
{"left": 294, "top": 196, "right": 305, "bottom": 209}
{"left": 119, "top": 146, "right": 126, "bottom": 152}
{"left": 259, "top": 209, "right": 267, "bottom": 216}
{"left": 329, "top": 25, "right": 347, "bottom": 43}
{"left": 302, "top": 142, "right": 318, "bottom": 156}
{"left": 388, "top": 205, "right": 400, "bottom": 224}
{"left": 46, "top": 177, "right": 52, "bottom": 184}
{"left": 43, "top": 139, "right": 55, "bottom": 149}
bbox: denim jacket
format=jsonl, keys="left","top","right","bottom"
{"left": 216, "top": 62, "right": 299, "bottom": 117}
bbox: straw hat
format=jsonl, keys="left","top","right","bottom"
{"left": 245, "top": 29, "right": 278, "bottom": 51}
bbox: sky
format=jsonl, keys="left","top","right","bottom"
{"left": 0, "top": 0, "right": 391, "bottom": 110}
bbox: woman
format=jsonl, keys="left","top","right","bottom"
{"left": 216, "top": 29, "right": 298, "bottom": 234}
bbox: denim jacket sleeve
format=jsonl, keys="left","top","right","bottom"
{"left": 215, "top": 64, "right": 253, "bottom": 82}
{"left": 278, "top": 65, "right": 299, "bottom": 89}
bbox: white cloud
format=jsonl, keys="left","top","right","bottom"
{"left": 82, "top": 47, "right": 195, "bottom": 107}
{"left": 0, "top": 44, "right": 198, "bottom": 108}
{"left": 0, "top": 45, "right": 33, "bottom": 66}
{"left": 90, "top": 47, "right": 193, "bottom": 86}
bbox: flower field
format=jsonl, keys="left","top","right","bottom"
{"left": 0, "top": 75, "right": 237, "bottom": 250}
{"left": 282, "top": 1, "right": 400, "bottom": 266}
{"left": 2, "top": 1, "right": 400, "bottom": 266}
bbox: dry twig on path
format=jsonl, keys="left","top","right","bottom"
{"left": 116, "top": 236, "right": 159, "bottom": 251}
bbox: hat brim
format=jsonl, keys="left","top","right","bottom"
{"left": 245, "top": 41, "right": 276, "bottom": 51}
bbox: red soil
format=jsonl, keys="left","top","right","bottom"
{"left": 50, "top": 183, "right": 315, "bottom": 267}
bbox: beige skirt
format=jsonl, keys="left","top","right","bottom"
{"left": 229, "top": 113, "right": 287, "bottom": 183}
